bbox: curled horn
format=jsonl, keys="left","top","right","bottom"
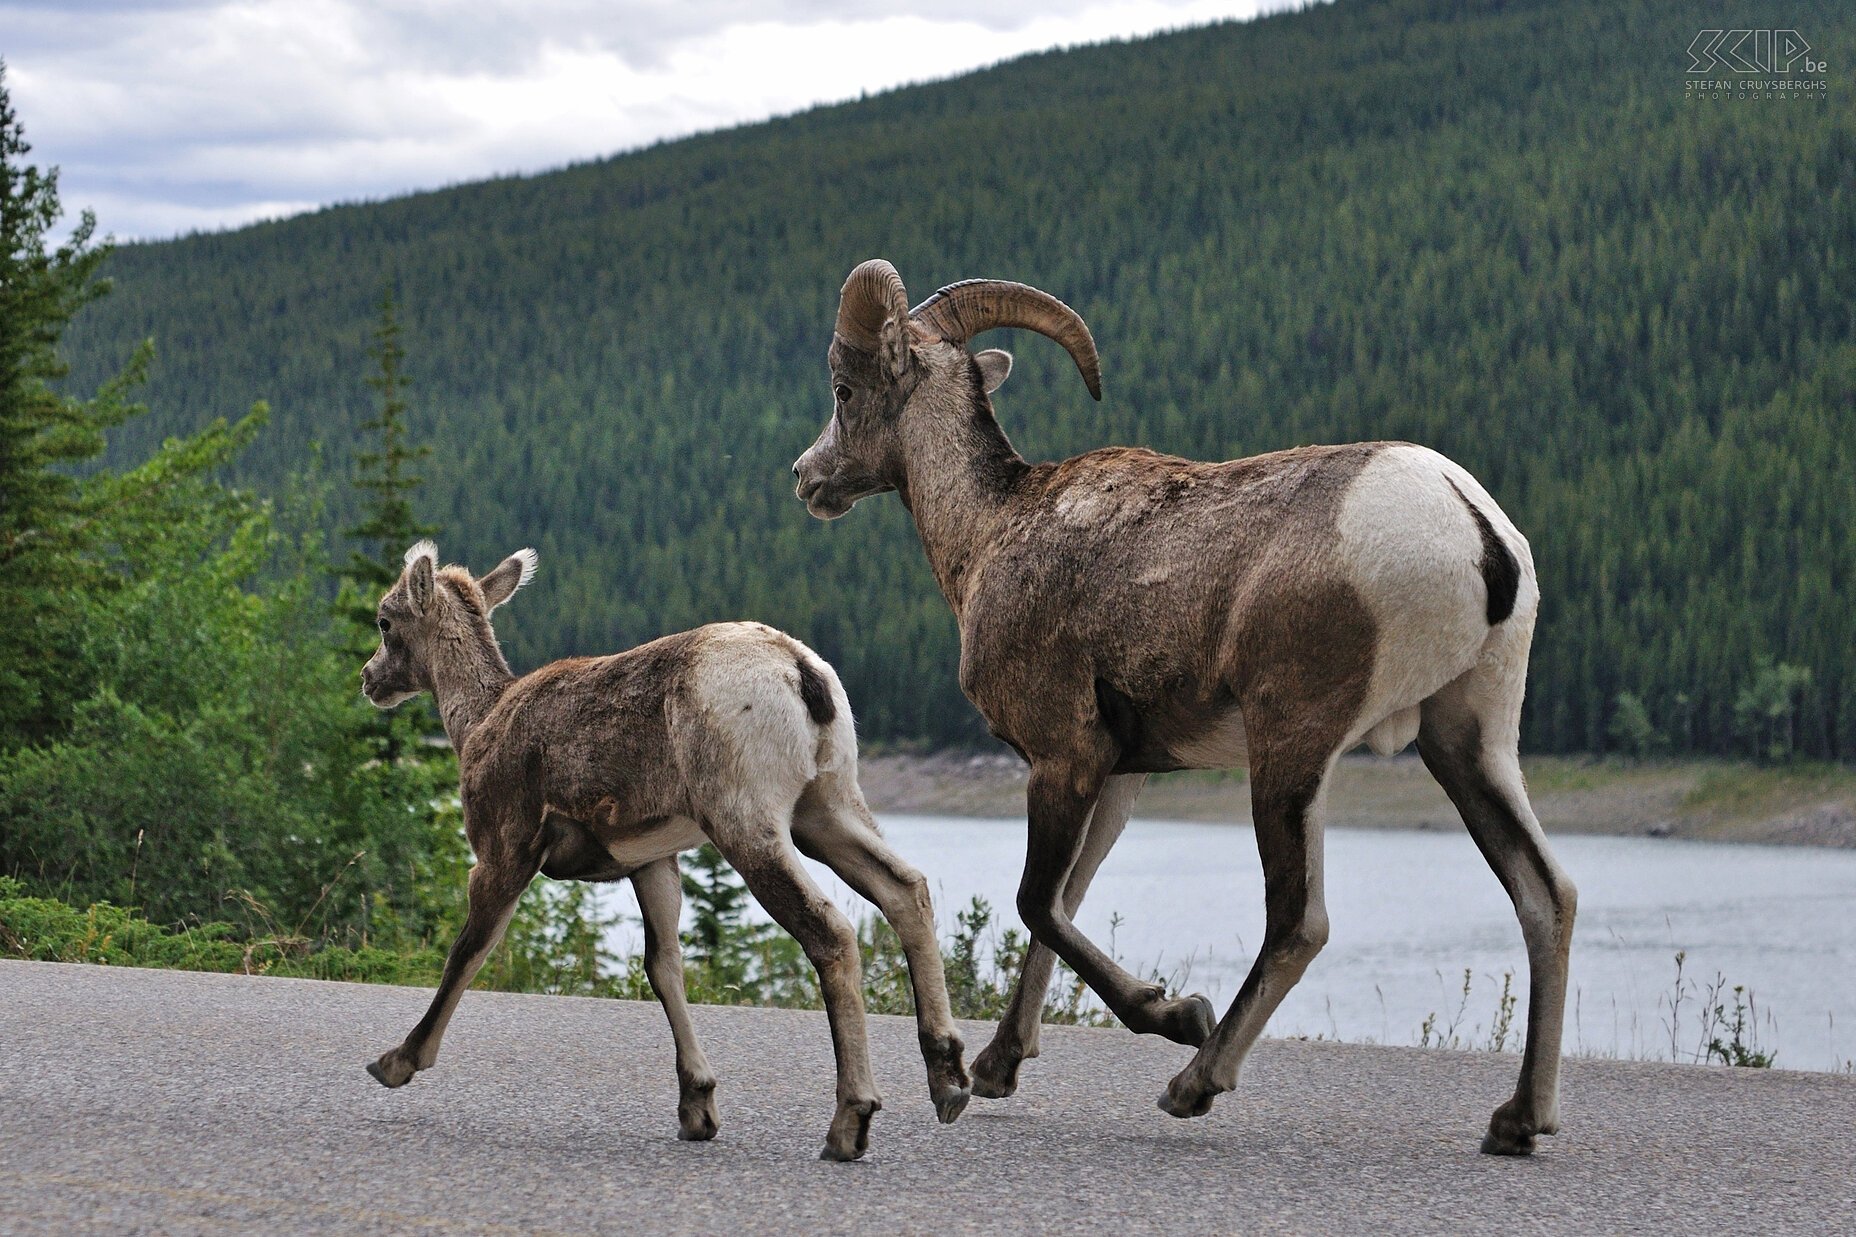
{"left": 834, "top": 258, "right": 911, "bottom": 353}
{"left": 909, "top": 279, "right": 1102, "bottom": 400}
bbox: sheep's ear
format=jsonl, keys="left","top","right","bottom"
{"left": 975, "top": 348, "right": 1013, "bottom": 394}
{"left": 479, "top": 548, "right": 537, "bottom": 612}
{"left": 405, "top": 553, "right": 435, "bottom": 614}
{"left": 880, "top": 312, "right": 911, "bottom": 384}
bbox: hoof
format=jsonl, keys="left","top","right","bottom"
{"left": 820, "top": 1098, "right": 879, "bottom": 1162}
{"left": 972, "top": 1032, "right": 1031, "bottom": 1099}
{"left": 1481, "top": 1100, "right": 1541, "bottom": 1156}
{"left": 1167, "top": 993, "right": 1218, "bottom": 1047}
{"left": 677, "top": 1115, "right": 719, "bottom": 1142}
{"left": 933, "top": 1085, "right": 971, "bottom": 1125}
{"left": 1156, "top": 1088, "right": 1217, "bottom": 1119}
{"left": 366, "top": 1050, "right": 417, "bottom": 1089}
{"left": 1129, "top": 990, "right": 1217, "bottom": 1046}
{"left": 677, "top": 1088, "right": 719, "bottom": 1142}
{"left": 1480, "top": 1128, "right": 1537, "bottom": 1157}
{"left": 970, "top": 1043, "right": 1024, "bottom": 1100}
{"left": 1157, "top": 1069, "right": 1220, "bottom": 1119}
{"left": 921, "top": 1032, "right": 971, "bottom": 1122}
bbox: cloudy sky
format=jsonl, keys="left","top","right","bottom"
{"left": 4, "top": 0, "right": 1294, "bottom": 242}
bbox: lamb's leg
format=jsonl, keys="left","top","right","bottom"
{"left": 708, "top": 816, "right": 880, "bottom": 1162}
{"left": 368, "top": 849, "right": 537, "bottom": 1087}
{"left": 631, "top": 857, "right": 718, "bottom": 1142}
{"left": 792, "top": 783, "right": 970, "bottom": 1124}
{"left": 973, "top": 771, "right": 1149, "bottom": 1098}
{"left": 1160, "top": 734, "right": 1333, "bottom": 1119}
{"left": 1016, "top": 761, "right": 1215, "bottom": 1045}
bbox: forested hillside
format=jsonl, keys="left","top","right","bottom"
{"left": 60, "top": 0, "right": 1856, "bottom": 757}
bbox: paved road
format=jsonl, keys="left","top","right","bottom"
{"left": 2, "top": 960, "right": 1850, "bottom": 1235}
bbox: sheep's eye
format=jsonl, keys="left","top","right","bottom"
{"left": 834, "top": 383, "right": 852, "bottom": 405}
{"left": 377, "top": 617, "right": 392, "bottom": 635}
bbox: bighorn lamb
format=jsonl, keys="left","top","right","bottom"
{"left": 792, "top": 260, "right": 1577, "bottom": 1156}
{"left": 359, "top": 541, "right": 970, "bottom": 1161}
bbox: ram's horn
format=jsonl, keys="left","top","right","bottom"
{"left": 910, "top": 278, "right": 1101, "bottom": 400}
{"left": 834, "top": 259, "right": 911, "bottom": 353}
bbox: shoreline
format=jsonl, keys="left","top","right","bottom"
{"left": 857, "top": 751, "right": 1856, "bottom": 849}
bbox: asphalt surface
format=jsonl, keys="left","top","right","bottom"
{"left": 2, "top": 959, "right": 1851, "bottom": 1235}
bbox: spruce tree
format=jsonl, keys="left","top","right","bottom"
{"left": 337, "top": 287, "right": 438, "bottom": 759}
{"left": 681, "top": 843, "right": 767, "bottom": 992}
{"left": 0, "top": 62, "right": 118, "bottom": 745}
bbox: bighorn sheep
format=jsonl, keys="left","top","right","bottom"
{"left": 792, "top": 260, "right": 1577, "bottom": 1156}
{"left": 359, "top": 541, "right": 970, "bottom": 1161}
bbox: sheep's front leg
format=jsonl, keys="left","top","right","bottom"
{"left": 973, "top": 772, "right": 1147, "bottom": 1098}
{"left": 632, "top": 857, "right": 719, "bottom": 1141}
{"left": 1017, "top": 761, "right": 1216, "bottom": 1045}
{"left": 710, "top": 818, "right": 880, "bottom": 1162}
{"left": 369, "top": 850, "right": 537, "bottom": 1088}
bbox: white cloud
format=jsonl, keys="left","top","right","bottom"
{"left": 4, "top": 0, "right": 1301, "bottom": 240}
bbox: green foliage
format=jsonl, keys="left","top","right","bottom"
{"left": 54, "top": 1, "right": 1856, "bottom": 760}
{"left": 0, "top": 502, "right": 467, "bottom": 939}
{"left": 1417, "top": 968, "right": 1521, "bottom": 1053}
{"left": 480, "top": 880, "right": 624, "bottom": 996}
{"left": 1662, "top": 950, "right": 1775, "bottom": 1069}
{"left": 0, "top": 75, "right": 464, "bottom": 947}
{"left": 0, "top": 60, "right": 145, "bottom": 744}
{"left": 675, "top": 844, "right": 815, "bottom": 1005}
{"left": 1607, "top": 691, "right": 1664, "bottom": 762}
{"left": 345, "top": 287, "right": 435, "bottom": 585}
{"left": 1733, "top": 658, "right": 1814, "bottom": 764}
{"left": 937, "top": 894, "right": 1102, "bottom": 1025}
{"left": 0, "top": 875, "right": 447, "bottom": 984}
{"left": 1704, "top": 984, "right": 1775, "bottom": 1069}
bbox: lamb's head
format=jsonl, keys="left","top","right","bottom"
{"left": 792, "top": 259, "right": 1102, "bottom": 519}
{"left": 360, "top": 541, "right": 537, "bottom": 707}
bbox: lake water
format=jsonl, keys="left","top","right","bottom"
{"left": 599, "top": 816, "right": 1856, "bottom": 1072}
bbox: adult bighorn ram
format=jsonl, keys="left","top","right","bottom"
{"left": 359, "top": 541, "right": 970, "bottom": 1161}
{"left": 792, "top": 259, "right": 1577, "bottom": 1156}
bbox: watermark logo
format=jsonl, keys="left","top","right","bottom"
{"left": 1687, "top": 30, "right": 1821, "bottom": 74}
{"left": 1685, "top": 29, "right": 1827, "bottom": 99}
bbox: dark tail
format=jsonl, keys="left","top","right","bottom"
{"left": 794, "top": 654, "right": 837, "bottom": 725}
{"left": 1446, "top": 477, "right": 1520, "bottom": 626}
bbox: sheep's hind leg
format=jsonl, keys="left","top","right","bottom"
{"left": 793, "top": 781, "right": 970, "bottom": 1124}
{"left": 708, "top": 813, "right": 881, "bottom": 1162}
{"left": 632, "top": 857, "right": 719, "bottom": 1142}
{"left": 1417, "top": 676, "right": 1576, "bottom": 1157}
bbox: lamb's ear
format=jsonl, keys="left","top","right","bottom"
{"left": 479, "top": 548, "right": 537, "bottom": 611}
{"left": 405, "top": 553, "right": 435, "bottom": 614}
{"left": 975, "top": 348, "right": 1013, "bottom": 394}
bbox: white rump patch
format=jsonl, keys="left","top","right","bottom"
{"left": 403, "top": 539, "right": 439, "bottom": 567}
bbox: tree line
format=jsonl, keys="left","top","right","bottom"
{"left": 56, "top": 0, "right": 1851, "bottom": 760}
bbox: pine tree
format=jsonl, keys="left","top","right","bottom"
{"left": 0, "top": 61, "right": 120, "bottom": 745}
{"left": 0, "top": 62, "right": 263, "bottom": 748}
{"left": 681, "top": 843, "right": 768, "bottom": 993}
{"left": 337, "top": 287, "right": 438, "bottom": 759}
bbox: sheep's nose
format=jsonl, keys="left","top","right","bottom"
{"left": 791, "top": 460, "right": 801, "bottom": 479}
